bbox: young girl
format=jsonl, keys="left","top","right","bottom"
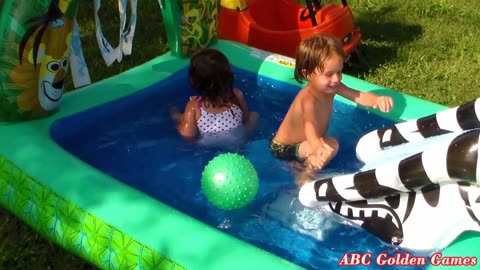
{"left": 171, "top": 48, "right": 258, "bottom": 139}
{"left": 270, "top": 34, "right": 393, "bottom": 180}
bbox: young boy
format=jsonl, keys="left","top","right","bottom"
{"left": 269, "top": 34, "right": 393, "bottom": 180}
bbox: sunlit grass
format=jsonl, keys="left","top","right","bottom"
{"left": 348, "top": 0, "right": 480, "bottom": 105}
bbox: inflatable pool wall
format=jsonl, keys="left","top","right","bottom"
{"left": 0, "top": 0, "right": 479, "bottom": 269}
{"left": 0, "top": 0, "right": 78, "bottom": 121}
{"left": 0, "top": 155, "right": 186, "bottom": 270}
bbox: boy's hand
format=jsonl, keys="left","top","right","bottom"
{"left": 307, "top": 142, "right": 336, "bottom": 170}
{"left": 373, "top": 96, "right": 393, "bottom": 112}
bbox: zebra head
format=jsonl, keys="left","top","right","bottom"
{"left": 319, "top": 182, "right": 480, "bottom": 251}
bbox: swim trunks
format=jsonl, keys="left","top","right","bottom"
{"left": 269, "top": 139, "right": 302, "bottom": 161}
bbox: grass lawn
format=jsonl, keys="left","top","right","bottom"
{"left": 1, "top": 0, "right": 479, "bottom": 269}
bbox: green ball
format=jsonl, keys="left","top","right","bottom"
{"left": 201, "top": 153, "right": 259, "bottom": 210}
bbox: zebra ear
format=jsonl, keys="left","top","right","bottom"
{"left": 356, "top": 98, "right": 480, "bottom": 163}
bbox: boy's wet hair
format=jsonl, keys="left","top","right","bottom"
{"left": 294, "top": 34, "right": 345, "bottom": 83}
{"left": 189, "top": 48, "right": 239, "bottom": 108}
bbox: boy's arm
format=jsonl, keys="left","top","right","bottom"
{"left": 177, "top": 100, "right": 199, "bottom": 139}
{"left": 302, "top": 99, "right": 336, "bottom": 169}
{"left": 337, "top": 83, "right": 393, "bottom": 112}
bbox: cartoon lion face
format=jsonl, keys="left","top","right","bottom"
{"left": 9, "top": 8, "right": 73, "bottom": 116}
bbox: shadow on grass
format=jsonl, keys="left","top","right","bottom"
{"left": 344, "top": 6, "right": 423, "bottom": 77}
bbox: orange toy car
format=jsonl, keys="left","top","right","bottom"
{"left": 218, "top": 0, "right": 361, "bottom": 59}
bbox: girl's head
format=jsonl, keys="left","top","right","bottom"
{"left": 189, "top": 48, "right": 235, "bottom": 105}
{"left": 294, "top": 34, "right": 345, "bottom": 83}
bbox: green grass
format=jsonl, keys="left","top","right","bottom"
{"left": 1, "top": 0, "right": 479, "bottom": 269}
{"left": 347, "top": 0, "right": 480, "bottom": 105}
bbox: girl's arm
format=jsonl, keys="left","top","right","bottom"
{"left": 233, "top": 88, "right": 259, "bottom": 132}
{"left": 176, "top": 99, "right": 199, "bottom": 139}
{"left": 337, "top": 83, "right": 393, "bottom": 112}
{"left": 233, "top": 88, "right": 250, "bottom": 122}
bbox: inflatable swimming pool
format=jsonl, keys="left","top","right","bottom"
{"left": 1, "top": 0, "right": 479, "bottom": 269}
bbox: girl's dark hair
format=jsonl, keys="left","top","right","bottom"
{"left": 294, "top": 34, "right": 345, "bottom": 83}
{"left": 189, "top": 48, "right": 239, "bottom": 108}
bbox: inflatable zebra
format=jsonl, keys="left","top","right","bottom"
{"left": 299, "top": 121, "right": 480, "bottom": 251}
{"left": 356, "top": 98, "right": 480, "bottom": 162}
{"left": 301, "top": 130, "right": 479, "bottom": 203}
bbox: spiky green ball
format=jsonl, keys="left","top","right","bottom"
{"left": 201, "top": 153, "right": 259, "bottom": 210}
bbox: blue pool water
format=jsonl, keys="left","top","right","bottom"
{"left": 52, "top": 67, "right": 426, "bottom": 270}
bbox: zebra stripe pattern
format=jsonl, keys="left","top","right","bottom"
{"left": 299, "top": 129, "right": 480, "bottom": 208}
{"left": 356, "top": 98, "right": 480, "bottom": 162}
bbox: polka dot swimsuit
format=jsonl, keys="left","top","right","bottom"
{"left": 197, "top": 101, "right": 243, "bottom": 135}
